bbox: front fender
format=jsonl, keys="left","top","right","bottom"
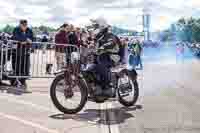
{"left": 53, "top": 71, "right": 65, "bottom": 76}
{"left": 54, "top": 71, "right": 89, "bottom": 89}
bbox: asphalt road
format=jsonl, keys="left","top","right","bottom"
{"left": 0, "top": 45, "right": 200, "bottom": 133}
{"left": 113, "top": 58, "right": 200, "bottom": 132}
{"left": 0, "top": 78, "right": 112, "bottom": 133}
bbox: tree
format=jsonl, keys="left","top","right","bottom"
{"left": 3, "top": 25, "right": 14, "bottom": 34}
{"left": 191, "top": 22, "right": 200, "bottom": 42}
{"left": 176, "top": 17, "right": 194, "bottom": 42}
{"left": 177, "top": 18, "right": 186, "bottom": 25}
{"left": 112, "top": 26, "right": 138, "bottom": 35}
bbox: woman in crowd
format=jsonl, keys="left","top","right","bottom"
{"left": 55, "top": 23, "right": 69, "bottom": 70}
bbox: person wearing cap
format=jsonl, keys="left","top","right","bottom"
{"left": 11, "top": 19, "right": 34, "bottom": 89}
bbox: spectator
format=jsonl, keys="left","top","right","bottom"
{"left": 41, "top": 35, "right": 48, "bottom": 43}
{"left": 79, "top": 30, "right": 90, "bottom": 67}
{"left": 128, "top": 39, "right": 140, "bottom": 69}
{"left": 176, "top": 43, "right": 184, "bottom": 63}
{"left": 68, "top": 24, "right": 78, "bottom": 45}
{"left": 87, "top": 31, "right": 93, "bottom": 42}
{"left": 75, "top": 27, "right": 81, "bottom": 47}
{"left": 118, "top": 39, "right": 126, "bottom": 64}
{"left": 55, "top": 23, "right": 69, "bottom": 70}
{"left": 41, "top": 35, "right": 49, "bottom": 51}
{"left": 66, "top": 24, "right": 79, "bottom": 64}
{"left": 55, "top": 24, "right": 75, "bottom": 98}
{"left": 12, "top": 19, "right": 34, "bottom": 89}
{"left": 0, "top": 41, "right": 6, "bottom": 85}
{"left": 135, "top": 40, "right": 143, "bottom": 69}
{"left": 87, "top": 31, "right": 95, "bottom": 47}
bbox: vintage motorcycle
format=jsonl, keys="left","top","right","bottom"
{"left": 50, "top": 28, "right": 139, "bottom": 114}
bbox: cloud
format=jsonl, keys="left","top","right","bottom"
{"left": 0, "top": 0, "right": 199, "bottom": 31}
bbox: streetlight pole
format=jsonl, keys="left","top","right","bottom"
{"left": 142, "top": 7, "right": 151, "bottom": 41}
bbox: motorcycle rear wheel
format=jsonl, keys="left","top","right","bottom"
{"left": 117, "top": 69, "right": 139, "bottom": 107}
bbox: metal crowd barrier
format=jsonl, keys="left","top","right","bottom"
{"left": 0, "top": 40, "right": 79, "bottom": 80}
{"left": 0, "top": 41, "right": 3, "bottom": 80}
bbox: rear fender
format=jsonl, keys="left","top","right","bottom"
{"left": 127, "top": 69, "right": 137, "bottom": 77}
{"left": 118, "top": 69, "right": 137, "bottom": 80}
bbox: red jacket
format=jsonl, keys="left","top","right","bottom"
{"left": 55, "top": 30, "right": 68, "bottom": 52}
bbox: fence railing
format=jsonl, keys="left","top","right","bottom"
{"left": 0, "top": 40, "right": 79, "bottom": 79}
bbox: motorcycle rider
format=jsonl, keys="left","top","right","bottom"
{"left": 88, "top": 18, "right": 120, "bottom": 97}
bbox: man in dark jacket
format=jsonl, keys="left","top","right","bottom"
{"left": 12, "top": 20, "right": 34, "bottom": 88}
{"left": 91, "top": 25, "right": 119, "bottom": 97}
{"left": 41, "top": 35, "right": 48, "bottom": 43}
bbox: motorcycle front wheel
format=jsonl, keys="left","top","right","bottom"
{"left": 117, "top": 69, "right": 139, "bottom": 107}
{"left": 50, "top": 73, "right": 88, "bottom": 114}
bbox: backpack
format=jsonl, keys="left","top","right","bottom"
{"left": 128, "top": 43, "right": 136, "bottom": 55}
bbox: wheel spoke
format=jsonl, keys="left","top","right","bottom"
{"left": 55, "top": 78, "right": 82, "bottom": 110}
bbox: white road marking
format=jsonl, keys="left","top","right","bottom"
{"left": 0, "top": 112, "right": 59, "bottom": 133}
{"left": 107, "top": 102, "right": 120, "bottom": 133}
{"left": 0, "top": 92, "right": 120, "bottom": 133}
{"left": 99, "top": 101, "right": 121, "bottom": 133}
{"left": 100, "top": 103, "right": 110, "bottom": 133}
{"left": 0, "top": 95, "right": 58, "bottom": 114}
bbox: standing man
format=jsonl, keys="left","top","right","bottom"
{"left": 128, "top": 39, "right": 143, "bottom": 70}
{"left": 41, "top": 35, "right": 48, "bottom": 43}
{"left": 41, "top": 35, "right": 49, "bottom": 52}
{"left": 12, "top": 19, "right": 34, "bottom": 89}
{"left": 135, "top": 39, "right": 143, "bottom": 69}
{"left": 128, "top": 39, "right": 137, "bottom": 69}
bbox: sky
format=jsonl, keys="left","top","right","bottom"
{"left": 0, "top": 0, "right": 200, "bottom": 31}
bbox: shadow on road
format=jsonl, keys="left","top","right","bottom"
{"left": 105, "top": 105, "right": 143, "bottom": 125}
{"left": 0, "top": 84, "right": 32, "bottom": 95}
{"left": 50, "top": 104, "right": 143, "bottom": 125}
